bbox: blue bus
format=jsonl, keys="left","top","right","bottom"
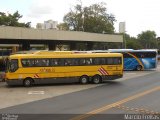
{"left": 108, "top": 49, "right": 158, "bottom": 71}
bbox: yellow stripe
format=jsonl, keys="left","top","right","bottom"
{"left": 70, "top": 86, "right": 160, "bottom": 120}
{"left": 127, "top": 52, "right": 144, "bottom": 70}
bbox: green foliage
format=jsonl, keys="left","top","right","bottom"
{"left": 158, "top": 40, "right": 160, "bottom": 50}
{"left": 0, "top": 11, "right": 31, "bottom": 28}
{"left": 125, "top": 34, "right": 142, "bottom": 49}
{"left": 57, "top": 23, "right": 69, "bottom": 30}
{"left": 126, "top": 39, "right": 142, "bottom": 49}
{"left": 137, "top": 30, "right": 157, "bottom": 49}
{"left": 62, "top": 2, "right": 116, "bottom": 33}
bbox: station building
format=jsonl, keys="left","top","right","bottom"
{"left": 0, "top": 26, "right": 123, "bottom": 53}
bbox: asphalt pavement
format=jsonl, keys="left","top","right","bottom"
{"left": 0, "top": 66, "right": 160, "bottom": 120}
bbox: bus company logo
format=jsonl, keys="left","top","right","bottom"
{"left": 40, "top": 68, "right": 55, "bottom": 73}
{"left": 34, "top": 74, "right": 39, "bottom": 78}
{"left": 98, "top": 67, "right": 109, "bottom": 75}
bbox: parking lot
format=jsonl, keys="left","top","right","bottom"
{"left": 0, "top": 68, "right": 158, "bottom": 110}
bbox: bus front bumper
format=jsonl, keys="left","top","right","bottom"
{"left": 5, "top": 79, "right": 23, "bottom": 86}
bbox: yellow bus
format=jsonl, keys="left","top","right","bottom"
{"left": 5, "top": 52, "right": 123, "bottom": 87}
{"left": 14, "top": 50, "right": 73, "bottom": 55}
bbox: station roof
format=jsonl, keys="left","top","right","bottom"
{"left": 0, "top": 26, "right": 123, "bottom": 43}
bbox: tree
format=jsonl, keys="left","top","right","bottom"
{"left": 57, "top": 23, "right": 69, "bottom": 30}
{"left": 0, "top": 11, "right": 31, "bottom": 28}
{"left": 125, "top": 34, "right": 142, "bottom": 49}
{"left": 62, "top": 2, "right": 116, "bottom": 33}
{"left": 137, "top": 30, "right": 157, "bottom": 49}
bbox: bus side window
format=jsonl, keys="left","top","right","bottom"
{"left": 86, "top": 58, "right": 92, "bottom": 65}
{"left": 50, "top": 59, "right": 59, "bottom": 66}
{"left": 93, "top": 58, "right": 100, "bottom": 65}
{"left": 73, "top": 59, "right": 79, "bottom": 66}
{"left": 113, "top": 57, "right": 121, "bottom": 65}
{"left": 29, "top": 59, "right": 35, "bottom": 67}
{"left": 58, "top": 59, "right": 64, "bottom": 66}
{"left": 141, "top": 54, "right": 144, "bottom": 58}
{"left": 118, "top": 57, "right": 122, "bottom": 64}
{"left": 64, "top": 59, "right": 72, "bottom": 66}
{"left": 34, "top": 59, "right": 40, "bottom": 66}
{"left": 67, "top": 58, "right": 78, "bottom": 66}
{"left": 79, "top": 59, "right": 86, "bottom": 65}
{"left": 21, "top": 59, "right": 31, "bottom": 67}
{"left": 100, "top": 58, "right": 106, "bottom": 65}
{"left": 41, "top": 59, "right": 49, "bottom": 66}
{"left": 21, "top": 59, "right": 27, "bottom": 67}
{"left": 106, "top": 58, "right": 113, "bottom": 65}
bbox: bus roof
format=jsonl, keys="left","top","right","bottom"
{"left": 9, "top": 52, "right": 123, "bottom": 59}
{"left": 108, "top": 49, "right": 157, "bottom": 53}
{"left": 13, "top": 50, "right": 86, "bottom": 55}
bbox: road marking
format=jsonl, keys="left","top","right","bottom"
{"left": 71, "top": 86, "right": 160, "bottom": 120}
{"left": 28, "top": 91, "right": 45, "bottom": 95}
{"left": 124, "top": 73, "right": 136, "bottom": 74}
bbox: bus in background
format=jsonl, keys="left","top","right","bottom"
{"left": 0, "top": 49, "right": 12, "bottom": 71}
{"left": 108, "top": 49, "right": 158, "bottom": 71}
{"left": 5, "top": 52, "right": 123, "bottom": 87}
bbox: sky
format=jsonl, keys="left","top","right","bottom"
{"left": 0, "top": 0, "right": 160, "bottom": 37}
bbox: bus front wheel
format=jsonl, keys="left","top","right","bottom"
{"left": 136, "top": 65, "right": 142, "bottom": 71}
{"left": 23, "top": 78, "right": 33, "bottom": 87}
{"left": 79, "top": 75, "right": 89, "bottom": 84}
{"left": 92, "top": 75, "right": 102, "bottom": 84}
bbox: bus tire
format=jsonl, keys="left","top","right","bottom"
{"left": 92, "top": 75, "right": 102, "bottom": 84}
{"left": 23, "top": 78, "right": 33, "bottom": 87}
{"left": 136, "top": 65, "right": 142, "bottom": 71}
{"left": 79, "top": 75, "right": 89, "bottom": 84}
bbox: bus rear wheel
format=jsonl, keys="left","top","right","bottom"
{"left": 23, "top": 78, "right": 33, "bottom": 87}
{"left": 79, "top": 75, "right": 89, "bottom": 84}
{"left": 92, "top": 75, "right": 102, "bottom": 84}
{"left": 136, "top": 65, "right": 142, "bottom": 71}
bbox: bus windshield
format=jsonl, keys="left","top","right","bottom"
{"left": 8, "top": 59, "right": 19, "bottom": 72}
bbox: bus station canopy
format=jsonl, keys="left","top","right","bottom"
{"left": 0, "top": 26, "right": 123, "bottom": 43}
